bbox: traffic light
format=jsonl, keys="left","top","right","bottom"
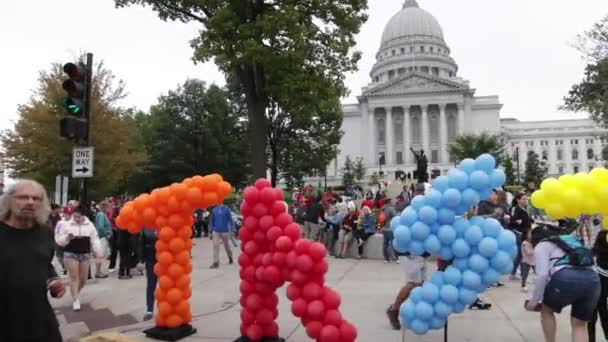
{"left": 60, "top": 61, "right": 89, "bottom": 142}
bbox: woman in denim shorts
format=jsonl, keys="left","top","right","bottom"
{"left": 526, "top": 228, "right": 600, "bottom": 342}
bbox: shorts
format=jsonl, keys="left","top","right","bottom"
{"left": 543, "top": 267, "right": 600, "bottom": 321}
{"left": 401, "top": 255, "right": 427, "bottom": 284}
{"left": 338, "top": 230, "right": 354, "bottom": 243}
{"left": 63, "top": 252, "right": 92, "bottom": 263}
{"left": 96, "top": 237, "right": 110, "bottom": 258}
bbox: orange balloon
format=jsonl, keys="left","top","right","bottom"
{"left": 175, "top": 274, "right": 190, "bottom": 289}
{"left": 186, "top": 187, "right": 203, "bottom": 206}
{"left": 184, "top": 239, "right": 193, "bottom": 251}
{"left": 127, "top": 225, "right": 141, "bottom": 235}
{"left": 208, "top": 173, "right": 223, "bottom": 184}
{"left": 182, "top": 287, "right": 192, "bottom": 300}
{"left": 202, "top": 192, "right": 219, "bottom": 208}
{"left": 184, "top": 216, "right": 194, "bottom": 228}
{"left": 191, "top": 175, "right": 205, "bottom": 188}
{"left": 170, "top": 183, "right": 188, "bottom": 200}
{"left": 120, "top": 204, "right": 135, "bottom": 221}
{"left": 180, "top": 201, "right": 194, "bottom": 215}
{"left": 175, "top": 250, "right": 191, "bottom": 265}
{"left": 158, "top": 227, "right": 176, "bottom": 242}
{"left": 155, "top": 216, "right": 168, "bottom": 229}
{"left": 158, "top": 275, "right": 174, "bottom": 290}
{"left": 142, "top": 207, "right": 157, "bottom": 225}
{"left": 157, "top": 205, "right": 170, "bottom": 216}
{"left": 166, "top": 314, "right": 183, "bottom": 328}
{"left": 168, "top": 264, "right": 185, "bottom": 279}
{"left": 184, "top": 262, "right": 193, "bottom": 274}
{"left": 134, "top": 194, "right": 153, "bottom": 211}
{"left": 114, "top": 215, "right": 126, "bottom": 229}
{"left": 155, "top": 239, "right": 169, "bottom": 252}
{"left": 169, "top": 237, "right": 186, "bottom": 253}
{"left": 167, "top": 196, "right": 180, "bottom": 212}
{"left": 200, "top": 176, "right": 218, "bottom": 192}
{"left": 177, "top": 226, "right": 192, "bottom": 240}
{"left": 154, "top": 288, "right": 167, "bottom": 302}
{"left": 168, "top": 214, "right": 185, "bottom": 229}
{"left": 154, "top": 263, "right": 168, "bottom": 277}
{"left": 157, "top": 187, "right": 171, "bottom": 204}
{"left": 182, "top": 311, "right": 192, "bottom": 323}
{"left": 174, "top": 300, "right": 190, "bottom": 316}
{"left": 218, "top": 181, "right": 232, "bottom": 198}
{"left": 158, "top": 301, "right": 173, "bottom": 317}
{"left": 158, "top": 251, "right": 174, "bottom": 266}
{"left": 183, "top": 178, "right": 194, "bottom": 187}
{"left": 155, "top": 313, "right": 167, "bottom": 327}
{"left": 166, "top": 288, "right": 183, "bottom": 305}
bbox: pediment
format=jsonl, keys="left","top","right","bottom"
{"left": 364, "top": 73, "right": 468, "bottom": 97}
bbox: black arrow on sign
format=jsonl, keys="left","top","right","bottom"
{"left": 75, "top": 167, "right": 89, "bottom": 173}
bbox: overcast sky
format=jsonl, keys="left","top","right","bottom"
{"left": 2, "top": 0, "right": 608, "bottom": 133}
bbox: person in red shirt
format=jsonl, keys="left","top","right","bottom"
{"left": 361, "top": 197, "right": 374, "bottom": 211}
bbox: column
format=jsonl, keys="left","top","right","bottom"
{"left": 360, "top": 102, "right": 371, "bottom": 166}
{"left": 403, "top": 106, "right": 411, "bottom": 165}
{"left": 439, "top": 104, "right": 448, "bottom": 164}
{"left": 386, "top": 108, "right": 394, "bottom": 166}
{"left": 548, "top": 140, "right": 556, "bottom": 175}
{"left": 564, "top": 139, "right": 572, "bottom": 173}
{"left": 368, "top": 110, "right": 376, "bottom": 166}
{"left": 421, "top": 105, "right": 430, "bottom": 157}
{"left": 457, "top": 104, "right": 465, "bottom": 135}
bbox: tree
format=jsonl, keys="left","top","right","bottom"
{"left": 0, "top": 60, "right": 146, "bottom": 199}
{"left": 502, "top": 154, "right": 517, "bottom": 186}
{"left": 524, "top": 151, "right": 547, "bottom": 187}
{"left": 133, "top": 79, "right": 250, "bottom": 191}
{"left": 341, "top": 156, "right": 355, "bottom": 187}
{"left": 447, "top": 132, "right": 505, "bottom": 165}
{"left": 353, "top": 157, "right": 365, "bottom": 181}
{"left": 114, "top": 0, "right": 368, "bottom": 179}
{"left": 563, "top": 15, "right": 608, "bottom": 127}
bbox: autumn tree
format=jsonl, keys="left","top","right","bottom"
{"left": 0, "top": 60, "right": 146, "bottom": 199}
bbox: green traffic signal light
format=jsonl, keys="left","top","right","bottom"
{"left": 62, "top": 97, "right": 83, "bottom": 115}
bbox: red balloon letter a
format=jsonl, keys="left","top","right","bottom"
{"left": 235, "top": 179, "right": 358, "bottom": 342}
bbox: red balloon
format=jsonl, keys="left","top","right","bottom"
{"left": 244, "top": 241, "right": 259, "bottom": 255}
{"left": 281, "top": 268, "right": 292, "bottom": 282}
{"left": 240, "top": 201, "right": 252, "bottom": 217}
{"left": 307, "top": 300, "right": 326, "bottom": 320}
{"left": 271, "top": 251, "right": 286, "bottom": 267}
{"left": 240, "top": 308, "right": 256, "bottom": 324}
{"left": 263, "top": 321, "right": 279, "bottom": 337}
{"left": 305, "top": 321, "right": 323, "bottom": 339}
{"left": 296, "top": 254, "right": 314, "bottom": 273}
{"left": 253, "top": 254, "right": 264, "bottom": 267}
{"left": 309, "top": 242, "right": 327, "bottom": 260}
{"left": 259, "top": 215, "right": 274, "bottom": 231}
{"left": 263, "top": 293, "right": 279, "bottom": 309}
{"left": 295, "top": 239, "right": 312, "bottom": 255}
{"left": 275, "top": 236, "right": 294, "bottom": 252}
{"left": 286, "top": 251, "right": 298, "bottom": 268}
{"left": 255, "top": 281, "right": 273, "bottom": 295}
{"left": 246, "top": 324, "right": 263, "bottom": 341}
{"left": 255, "top": 178, "right": 272, "bottom": 190}
{"left": 260, "top": 187, "right": 276, "bottom": 204}
{"left": 291, "top": 298, "right": 307, "bottom": 317}
{"left": 252, "top": 203, "right": 269, "bottom": 218}
{"left": 239, "top": 227, "right": 253, "bottom": 243}
{"left": 286, "top": 284, "right": 301, "bottom": 301}
{"left": 238, "top": 253, "right": 252, "bottom": 267}
{"left": 274, "top": 212, "right": 293, "bottom": 227}
{"left": 240, "top": 296, "right": 247, "bottom": 308}
{"left": 273, "top": 188, "right": 284, "bottom": 201}
{"left": 270, "top": 200, "right": 287, "bottom": 216}
{"left": 255, "top": 266, "right": 265, "bottom": 281}
{"left": 291, "top": 270, "right": 309, "bottom": 285}
{"left": 243, "top": 186, "right": 260, "bottom": 204}
{"left": 243, "top": 216, "right": 258, "bottom": 230}
{"left": 283, "top": 223, "right": 302, "bottom": 241}
{"left": 263, "top": 265, "right": 281, "bottom": 284}
{"left": 253, "top": 231, "right": 267, "bottom": 245}
{"left": 323, "top": 310, "right": 343, "bottom": 327}
{"left": 260, "top": 252, "right": 272, "bottom": 266}
{"left": 246, "top": 293, "right": 263, "bottom": 312}
{"left": 241, "top": 266, "right": 256, "bottom": 282}
{"left": 240, "top": 323, "right": 248, "bottom": 336}
{"left": 240, "top": 280, "right": 254, "bottom": 295}
{"left": 318, "top": 325, "right": 340, "bottom": 342}
{"left": 256, "top": 308, "right": 274, "bottom": 325}
{"left": 266, "top": 226, "right": 283, "bottom": 243}
{"left": 322, "top": 288, "right": 341, "bottom": 310}
{"left": 302, "top": 282, "right": 323, "bottom": 301}
{"left": 339, "top": 321, "right": 357, "bottom": 342}
{"left": 313, "top": 260, "right": 329, "bottom": 275}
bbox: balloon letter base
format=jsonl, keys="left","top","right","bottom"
{"left": 144, "top": 324, "right": 197, "bottom": 341}
{"left": 233, "top": 337, "right": 286, "bottom": 342}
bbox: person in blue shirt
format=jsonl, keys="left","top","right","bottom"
{"left": 209, "top": 203, "right": 234, "bottom": 269}
{"left": 355, "top": 206, "right": 376, "bottom": 259}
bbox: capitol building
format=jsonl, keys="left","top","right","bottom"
{"left": 325, "top": 0, "right": 608, "bottom": 184}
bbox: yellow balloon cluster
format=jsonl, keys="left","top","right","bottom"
{"left": 531, "top": 168, "right": 608, "bottom": 221}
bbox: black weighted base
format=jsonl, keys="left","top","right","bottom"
{"left": 233, "top": 336, "right": 286, "bottom": 342}
{"left": 143, "top": 324, "right": 197, "bottom": 341}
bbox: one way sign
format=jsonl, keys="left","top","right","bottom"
{"left": 72, "top": 147, "right": 94, "bottom": 178}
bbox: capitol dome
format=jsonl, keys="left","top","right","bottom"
{"left": 380, "top": 0, "right": 444, "bottom": 47}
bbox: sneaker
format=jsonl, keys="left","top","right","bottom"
{"left": 384, "top": 260, "right": 389, "bottom": 264}
{"left": 73, "top": 299, "right": 81, "bottom": 311}
{"left": 357, "top": 240, "right": 364, "bottom": 247}
{"left": 386, "top": 305, "right": 401, "bottom": 330}
{"left": 521, "top": 286, "right": 528, "bottom": 293}
{"left": 108, "top": 268, "right": 115, "bottom": 273}
{"left": 143, "top": 312, "right": 154, "bottom": 321}
{"left": 395, "top": 260, "right": 400, "bottom": 264}
{"left": 95, "top": 273, "right": 108, "bottom": 279}
{"left": 209, "top": 263, "right": 219, "bottom": 269}
{"left": 492, "top": 282, "right": 505, "bottom": 287}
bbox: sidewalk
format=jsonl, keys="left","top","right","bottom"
{"left": 53, "top": 237, "right": 594, "bottom": 342}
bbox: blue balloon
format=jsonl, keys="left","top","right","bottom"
{"left": 430, "top": 272, "right": 445, "bottom": 287}
{"left": 458, "top": 158, "right": 476, "bottom": 174}
{"left": 410, "top": 287, "right": 423, "bottom": 303}
{"left": 478, "top": 188, "right": 493, "bottom": 201}
{"left": 430, "top": 223, "right": 440, "bottom": 234}
{"left": 490, "top": 169, "right": 506, "bottom": 188}
{"left": 459, "top": 288, "right": 478, "bottom": 305}
{"left": 410, "top": 319, "right": 429, "bottom": 335}
{"left": 444, "top": 266, "right": 462, "bottom": 286}
{"left": 401, "top": 207, "right": 418, "bottom": 226}
{"left": 437, "top": 225, "right": 457, "bottom": 245}
{"left": 400, "top": 300, "right": 416, "bottom": 321}
{"left": 440, "top": 285, "right": 459, "bottom": 304}
{"left": 433, "top": 176, "right": 450, "bottom": 193}
{"left": 411, "top": 195, "right": 427, "bottom": 210}
{"left": 470, "top": 170, "right": 490, "bottom": 191}
{"left": 461, "top": 188, "right": 481, "bottom": 208}
{"left": 424, "top": 235, "right": 442, "bottom": 255}
{"left": 452, "top": 258, "right": 468, "bottom": 271}
{"left": 462, "top": 270, "right": 482, "bottom": 289}
{"left": 497, "top": 230, "right": 516, "bottom": 251}
{"left": 437, "top": 208, "right": 456, "bottom": 225}
{"left": 475, "top": 154, "right": 496, "bottom": 172}
{"left": 390, "top": 216, "right": 401, "bottom": 231}
{"left": 438, "top": 247, "right": 454, "bottom": 261}
{"left": 469, "top": 216, "right": 484, "bottom": 227}
{"left": 452, "top": 302, "right": 466, "bottom": 314}
{"left": 452, "top": 238, "right": 471, "bottom": 258}
{"left": 482, "top": 268, "right": 501, "bottom": 285}
{"left": 491, "top": 250, "right": 512, "bottom": 271}
{"left": 421, "top": 283, "right": 440, "bottom": 303}
{"left": 424, "top": 190, "right": 443, "bottom": 208}
{"left": 430, "top": 317, "right": 446, "bottom": 329}
{"left": 434, "top": 301, "right": 452, "bottom": 319}
{"left": 393, "top": 225, "right": 412, "bottom": 252}
{"left": 479, "top": 237, "right": 499, "bottom": 258}
{"left": 469, "top": 254, "right": 490, "bottom": 273}
{"left": 454, "top": 204, "right": 470, "bottom": 216}
{"left": 448, "top": 169, "right": 469, "bottom": 190}
{"left": 419, "top": 206, "right": 438, "bottom": 225}
{"left": 482, "top": 218, "right": 502, "bottom": 238}
{"left": 441, "top": 189, "right": 462, "bottom": 208}
{"left": 415, "top": 302, "right": 435, "bottom": 320}
{"left": 508, "top": 245, "right": 518, "bottom": 259}
{"left": 464, "top": 225, "right": 484, "bottom": 245}
{"left": 453, "top": 218, "right": 470, "bottom": 237}
{"left": 411, "top": 222, "right": 431, "bottom": 241}
{"left": 409, "top": 241, "right": 426, "bottom": 256}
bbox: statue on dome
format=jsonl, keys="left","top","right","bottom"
{"left": 410, "top": 148, "right": 429, "bottom": 183}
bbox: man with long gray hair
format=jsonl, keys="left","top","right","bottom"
{"left": 0, "top": 179, "right": 65, "bottom": 341}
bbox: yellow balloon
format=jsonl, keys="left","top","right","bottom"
{"left": 595, "top": 184, "right": 608, "bottom": 203}
{"left": 590, "top": 168, "right": 608, "bottom": 184}
{"left": 545, "top": 203, "right": 565, "bottom": 220}
{"left": 582, "top": 198, "right": 601, "bottom": 215}
{"left": 603, "top": 216, "right": 608, "bottom": 229}
{"left": 559, "top": 174, "right": 577, "bottom": 188}
{"left": 530, "top": 190, "right": 548, "bottom": 208}
{"left": 562, "top": 188, "right": 583, "bottom": 218}
{"left": 540, "top": 178, "right": 562, "bottom": 197}
{"left": 573, "top": 173, "right": 596, "bottom": 193}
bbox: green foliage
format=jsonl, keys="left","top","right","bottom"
{"left": 113, "top": 0, "right": 368, "bottom": 178}
{"left": 524, "top": 152, "right": 547, "bottom": 187}
{"left": 447, "top": 132, "right": 505, "bottom": 165}
{"left": 0, "top": 60, "right": 146, "bottom": 199}
{"left": 502, "top": 154, "right": 517, "bottom": 186}
{"left": 341, "top": 156, "right": 355, "bottom": 187}
{"left": 353, "top": 157, "right": 365, "bottom": 181}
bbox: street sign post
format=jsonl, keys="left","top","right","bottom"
{"left": 72, "top": 147, "right": 94, "bottom": 178}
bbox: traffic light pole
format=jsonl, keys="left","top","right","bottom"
{"left": 80, "top": 53, "right": 93, "bottom": 206}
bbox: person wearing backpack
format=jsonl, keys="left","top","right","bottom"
{"left": 589, "top": 229, "right": 608, "bottom": 342}
{"left": 526, "top": 229, "right": 600, "bottom": 342}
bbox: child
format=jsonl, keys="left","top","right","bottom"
{"left": 521, "top": 229, "right": 535, "bottom": 292}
